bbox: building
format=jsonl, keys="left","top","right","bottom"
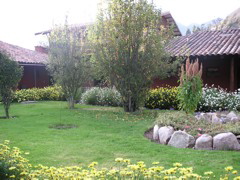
{"left": 155, "top": 28, "right": 240, "bottom": 91}
{"left": 0, "top": 40, "right": 50, "bottom": 89}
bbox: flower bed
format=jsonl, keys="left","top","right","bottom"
{"left": 1, "top": 140, "right": 240, "bottom": 179}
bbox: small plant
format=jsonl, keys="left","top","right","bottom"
{"left": 81, "top": 87, "right": 122, "bottom": 107}
{"left": 178, "top": 58, "right": 203, "bottom": 114}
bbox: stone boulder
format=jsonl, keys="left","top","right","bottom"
{"left": 153, "top": 125, "right": 159, "bottom": 140}
{"left": 195, "top": 134, "right": 213, "bottom": 150}
{"left": 237, "top": 135, "right": 240, "bottom": 144}
{"left": 158, "top": 126, "right": 174, "bottom": 144}
{"left": 226, "top": 111, "right": 238, "bottom": 119}
{"left": 213, "top": 132, "right": 240, "bottom": 151}
{"left": 168, "top": 131, "right": 195, "bottom": 148}
{"left": 211, "top": 114, "right": 221, "bottom": 124}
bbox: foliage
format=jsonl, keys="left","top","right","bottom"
{"left": 47, "top": 18, "right": 90, "bottom": 109}
{"left": 0, "top": 101, "right": 239, "bottom": 175}
{"left": 81, "top": 87, "right": 122, "bottom": 107}
{"left": 145, "top": 86, "right": 179, "bottom": 110}
{"left": 197, "top": 85, "right": 240, "bottom": 112}
{"left": 13, "top": 85, "right": 64, "bottom": 102}
{"left": 0, "top": 51, "right": 23, "bottom": 118}
{"left": 90, "top": 0, "right": 178, "bottom": 112}
{"left": 0, "top": 140, "right": 30, "bottom": 179}
{"left": 178, "top": 58, "right": 203, "bottom": 114}
{"left": 1, "top": 141, "right": 240, "bottom": 180}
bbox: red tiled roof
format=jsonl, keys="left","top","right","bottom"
{"left": 0, "top": 40, "right": 47, "bottom": 64}
{"left": 166, "top": 29, "right": 240, "bottom": 56}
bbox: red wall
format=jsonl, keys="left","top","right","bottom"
{"left": 152, "top": 55, "right": 238, "bottom": 91}
{"left": 18, "top": 65, "right": 50, "bottom": 89}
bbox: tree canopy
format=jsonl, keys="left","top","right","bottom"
{"left": 90, "top": 0, "right": 178, "bottom": 112}
{"left": 0, "top": 51, "right": 23, "bottom": 118}
{"left": 47, "top": 21, "right": 91, "bottom": 109}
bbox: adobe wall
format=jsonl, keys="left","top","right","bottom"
{"left": 18, "top": 65, "right": 50, "bottom": 89}
{"left": 152, "top": 55, "right": 239, "bottom": 91}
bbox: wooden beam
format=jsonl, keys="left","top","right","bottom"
{"left": 34, "top": 66, "right": 37, "bottom": 88}
{"left": 230, "top": 57, "right": 235, "bottom": 91}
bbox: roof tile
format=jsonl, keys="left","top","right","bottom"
{"left": 166, "top": 29, "right": 240, "bottom": 56}
{"left": 0, "top": 40, "right": 47, "bottom": 64}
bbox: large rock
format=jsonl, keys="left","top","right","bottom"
{"left": 213, "top": 132, "right": 240, "bottom": 151}
{"left": 203, "top": 113, "right": 216, "bottom": 123}
{"left": 237, "top": 135, "right": 240, "bottom": 144}
{"left": 153, "top": 125, "right": 159, "bottom": 141}
{"left": 158, "top": 126, "right": 174, "bottom": 144}
{"left": 226, "top": 111, "right": 238, "bottom": 119}
{"left": 211, "top": 114, "right": 221, "bottom": 124}
{"left": 168, "top": 131, "right": 195, "bottom": 148}
{"left": 195, "top": 134, "right": 213, "bottom": 150}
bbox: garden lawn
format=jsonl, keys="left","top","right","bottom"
{"left": 0, "top": 101, "right": 239, "bottom": 177}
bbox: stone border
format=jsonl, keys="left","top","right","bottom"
{"left": 147, "top": 125, "right": 240, "bottom": 151}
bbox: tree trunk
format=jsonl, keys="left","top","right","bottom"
{"left": 68, "top": 96, "right": 75, "bottom": 109}
{"left": 123, "top": 97, "right": 137, "bottom": 112}
{"left": 4, "top": 104, "right": 10, "bottom": 119}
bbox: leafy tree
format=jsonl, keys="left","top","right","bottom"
{"left": 47, "top": 20, "right": 91, "bottom": 109}
{"left": 0, "top": 51, "right": 22, "bottom": 118}
{"left": 90, "top": 0, "right": 178, "bottom": 112}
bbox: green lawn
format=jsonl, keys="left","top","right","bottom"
{"left": 0, "top": 101, "right": 239, "bottom": 177}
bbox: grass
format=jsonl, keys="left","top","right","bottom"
{"left": 0, "top": 101, "right": 239, "bottom": 177}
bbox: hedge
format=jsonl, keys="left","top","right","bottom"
{"left": 13, "top": 85, "right": 64, "bottom": 102}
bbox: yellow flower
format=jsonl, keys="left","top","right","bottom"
{"left": 123, "top": 159, "right": 130, "bottom": 164}
{"left": 9, "top": 167, "right": 16, "bottom": 170}
{"left": 173, "top": 163, "right": 182, "bottom": 167}
{"left": 204, "top": 171, "right": 213, "bottom": 175}
{"left": 233, "top": 177, "right": 240, "bottom": 180}
{"left": 115, "top": 158, "right": 123, "bottom": 163}
{"left": 152, "top": 161, "right": 159, "bottom": 165}
{"left": 4, "top": 140, "right": 10, "bottom": 144}
{"left": 232, "top": 170, "right": 238, "bottom": 174}
{"left": 9, "top": 175, "right": 15, "bottom": 178}
{"left": 225, "top": 166, "right": 233, "bottom": 172}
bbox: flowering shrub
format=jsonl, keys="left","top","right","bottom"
{"left": 13, "top": 85, "right": 64, "bottom": 102}
{"left": 81, "top": 87, "right": 122, "bottom": 106}
{"left": 0, "top": 140, "right": 30, "bottom": 179}
{"left": 197, "top": 85, "right": 240, "bottom": 112}
{"left": 145, "top": 87, "right": 179, "bottom": 110}
{"left": 178, "top": 58, "right": 203, "bottom": 114}
{"left": 1, "top": 141, "right": 240, "bottom": 179}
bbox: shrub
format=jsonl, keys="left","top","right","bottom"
{"left": 178, "top": 58, "right": 203, "bottom": 114}
{"left": 0, "top": 140, "right": 30, "bottom": 179}
{"left": 197, "top": 85, "right": 240, "bottom": 112}
{"left": 1, "top": 141, "right": 240, "bottom": 180}
{"left": 81, "top": 87, "right": 122, "bottom": 106}
{"left": 13, "top": 85, "right": 64, "bottom": 102}
{"left": 145, "top": 86, "right": 179, "bottom": 110}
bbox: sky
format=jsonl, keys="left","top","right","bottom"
{"left": 0, "top": 0, "right": 239, "bottom": 50}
